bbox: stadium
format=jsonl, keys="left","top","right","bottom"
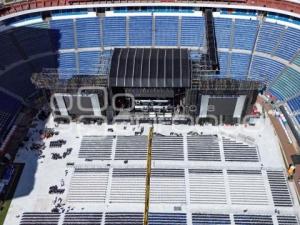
{"left": 0, "top": 0, "right": 300, "bottom": 224}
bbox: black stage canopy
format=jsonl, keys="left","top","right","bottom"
{"left": 109, "top": 48, "right": 190, "bottom": 88}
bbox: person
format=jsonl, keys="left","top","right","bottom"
{"left": 288, "top": 163, "right": 296, "bottom": 180}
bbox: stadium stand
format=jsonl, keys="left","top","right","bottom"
{"left": 274, "top": 27, "right": 300, "bottom": 61}
{"left": 271, "top": 68, "right": 300, "bottom": 100}
{"left": 180, "top": 16, "right": 205, "bottom": 47}
{"left": 230, "top": 53, "right": 251, "bottom": 80}
{"left": 76, "top": 17, "right": 101, "bottom": 48}
{"left": 214, "top": 18, "right": 232, "bottom": 49}
{"left": 0, "top": 91, "right": 22, "bottom": 143}
{"left": 50, "top": 19, "right": 75, "bottom": 49}
{"left": 0, "top": 63, "right": 36, "bottom": 98}
{"left": 129, "top": 16, "right": 152, "bottom": 46}
{"left": 217, "top": 51, "right": 229, "bottom": 77}
{"left": 103, "top": 17, "right": 126, "bottom": 47}
{"left": 155, "top": 16, "right": 178, "bottom": 46}
{"left": 288, "top": 95, "right": 300, "bottom": 112}
{"left": 57, "top": 52, "right": 77, "bottom": 79}
{"left": 232, "top": 19, "right": 259, "bottom": 50}
{"left": 255, "top": 22, "right": 286, "bottom": 54}
{"left": 249, "top": 56, "right": 286, "bottom": 84}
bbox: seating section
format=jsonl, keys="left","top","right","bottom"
{"left": 57, "top": 52, "right": 77, "bottom": 79}
{"left": 105, "top": 212, "right": 143, "bottom": 225}
{"left": 288, "top": 95, "right": 300, "bottom": 112}
{"left": 256, "top": 22, "right": 285, "bottom": 54}
{"left": 277, "top": 216, "right": 299, "bottom": 225}
{"left": 187, "top": 135, "right": 221, "bottom": 161}
{"left": 274, "top": 27, "right": 300, "bottom": 61}
{"left": 271, "top": 68, "right": 300, "bottom": 99}
{"left": 180, "top": 16, "right": 205, "bottom": 47}
{"left": 155, "top": 16, "right": 178, "bottom": 46}
{"left": 50, "top": 19, "right": 75, "bottom": 49}
{"left": 148, "top": 213, "right": 187, "bottom": 225}
{"left": 234, "top": 214, "right": 273, "bottom": 225}
{"left": 223, "top": 137, "right": 259, "bottom": 162}
{"left": 249, "top": 56, "right": 285, "bottom": 84}
{"left": 0, "top": 91, "right": 22, "bottom": 127}
{"left": 0, "top": 32, "right": 23, "bottom": 68}
{"left": 13, "top": 23, "right": 53, "bottom": 57}
{"left": 63, "top": 212, "right": 102, "bottom": 225}
{"left": 0, "top": 63, "right": 36, "bottom": 98}
{"left": 20, "top": 212, "right": 60, "bottom": 225}
{"left": 233, "top": 19, "right": 258, "bottom": 50}
{"left": 267, "top": 170, "right": 293, "bottom": 207}
{"left": 189, "top": 169, "right": 226, "bottom": 204}
{"left": 152, "top": 136, "right": 184, "bottom": 160}
{"left": 214, "top": 18, "right": 232, "bottom": 48}
{"left": 218, "top": 52, "right": 229, "bottom": 77}
{"left": 129, "top": 16, "right": 152, "bottom": 46}
{"left": 76, "top": 17, "right": 101, "bottom": 48}
{"left": 150, "top": 169, "right": 186, "bottom": 203}
{"left": 230, "top": 53, "right": 251, "bottom": 80}
{"left": 228, "top": 170, "right": 269, "bottom": 205}
{"left": 192, "top": 213, "right": 231, "bottom": 225}
{"left": 68, "top": 167, "right": 109, "bottom": 203}
{"left": 103, "top": 17, "right": 126, "bottom": 47}
{"left": 78, "top": 136, "right": 113, "bottom": 160}
{"left": 110, "top": 168, "right": 145, "bottom": 203}
{"left": 114, "top": 136, "right": 147, "bottom": 160}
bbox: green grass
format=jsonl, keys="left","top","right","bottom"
{"left": 0, "top": 163, "right": 24, "bottom": 225}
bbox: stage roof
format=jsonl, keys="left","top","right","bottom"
{"left": 109, "top": 48, "right": 190, "bottom": 88}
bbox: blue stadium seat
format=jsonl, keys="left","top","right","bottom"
{"left": 271, "top": 67, "right": 300, "bottom": 99}
{"left": 256, "top": 22, "right": 285, "bottom": 54}
{"left": 129, "top": 16, "right": 152, "bottom": 46}
{"left": 288, "top": 95, "right": 300, "bottom": 112}
{"left": 274, "top": 27, "right": 300, "bottom": 61}
{"left": 181, "top": 16, "right": 205, "bottom": 47}
{"left": 103, "top": 17, "right": 126, "bottom": 47}
{"left": 50, "top": 19, "right": 75, "bottom": 49}
{"left": 230, "top": 53, "right": 251, "bottom": 80}
{"left": 233, "top": 19, "right": 258, "bottom": 50}
{"left": 214, "top": 18, "right": 232, "bottom": 49}
{"left": 218, "top": 52, "right": 229, "bottom": 77}
{"left": 76, "top": 17, "right": 101, "bottom": 48}
{"left": 249, "top": 56, "right": 285, "bottom": 84}
{"left": 155, "top": 16, "right": 178, "bottom": 46}
{"left": 57, "top": 52, "right": 77, "bottom": 79}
